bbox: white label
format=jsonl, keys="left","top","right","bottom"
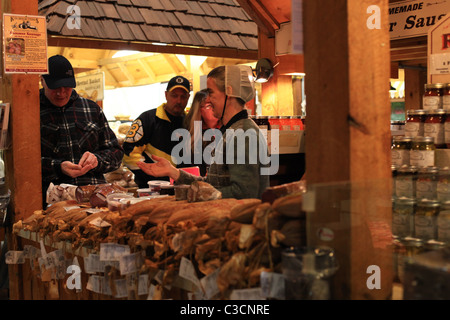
{"left": 444, "top": 95, "right": 450, "bottom": 110}
{"left": 99, "top": 243, "right": 130, "bottom": 261}
{"left": 392, "top": 212, "right": 412, "bottom": 237}
{"left": 424, "top": 123, "right": 445, "bottom": 145}
{"left": 445, "top": 122, "right": 450, "bottom": 144}
{"left": 438, "top": 212, "right": 450, "bottom": 242}
{"left": 416, "top": 180, "right": 437, "bottom": 199}
{"left": 415, "top": 215, "right": 436, "bottom": 240}
{"left": 395, "top": 177, "right": 415, "bottom": 198}
{"left": 404, "top": 122, "right": 422, "bottom": 137}
{"left": 423, "top": 96, "right": 441, "bottom": 109}
{"left": 410, "top": 149, "right": 435, "bottom": 167}
{"left": 391, "top": 149, "right": 410, "bottom": 166}
{"left": 437, "top": 181, "right": 450, "bottom": 201}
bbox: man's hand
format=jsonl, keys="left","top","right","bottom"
{"left": 61, "top": 152, "right": 98, "bottom": 178}
{"left": 78, "top": 151, "right": 98, "bottom": 169}
{"left": 137, "top": 155, "right": 180, "bottom": 181}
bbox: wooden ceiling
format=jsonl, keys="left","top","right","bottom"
{"left": 48, "top": 46, "right": 256, "bottom": 89}
{"left": 41, "top": 0, "right": 260, "bottom": 89}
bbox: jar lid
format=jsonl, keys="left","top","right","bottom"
{"left": 412, "top": 136, "right": 435, "bottom": 143}
{"left": 394, "top": 196, "right": 416, "bottom": 205}
{"left": 417, "top": 198, "right": 440, "bottom": 207}
{"left": 407, "top": 109, "right": 426, "bottom": 115}
{"left": 398, "top": 164, "right": 418, "bottom": 173}
{"left": 425, "top": 83, "right": 445, "bottom": 89}
{"left": 425, "top": 109, "right": 446, "bottom": 114}
{"left": 418, "top": 166, "right": 439, "bottom": 174}
{"left": 402, "top": 237, "right": 424, "bottom": 247}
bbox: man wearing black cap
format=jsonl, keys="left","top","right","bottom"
{"left": 122, "top": 75, "right": 190, "bottom": 188}
{"left": 40, "top": 55, "right": 124, "bottom": 206}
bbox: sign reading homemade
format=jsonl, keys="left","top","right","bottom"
{"left": 389, "top": 0, "right": 450, "bottom": 40}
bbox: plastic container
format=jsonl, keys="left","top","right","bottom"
{"left": 137, "top": 188, "right": 152, "bottom": 197}
{"left": 106, "top": 193, "right": 134, "bottom": 211}
{"left": 148, "top": 180, "right": 171, "bottom": 193}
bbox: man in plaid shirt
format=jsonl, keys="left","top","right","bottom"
{"left": 40, "top": 55, "right": 124, "bottom": 206}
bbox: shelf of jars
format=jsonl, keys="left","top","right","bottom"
{"left": 390, "top": 82, "right": 450, "bottom": 299}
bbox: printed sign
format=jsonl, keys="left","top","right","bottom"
{"left": 2, "top": 14, "right": 48, "bottom": 73}
{"left": 389, "top": 0, "right": 450, "bottom": 40}
{"left": 75, "top": 72, "right": 105, "bottom": 101}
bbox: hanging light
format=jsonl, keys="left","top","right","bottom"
{"left": 253, "top": 58, "right": 274, "bottom": 83}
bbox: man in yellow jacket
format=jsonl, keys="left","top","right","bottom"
{"left": 122, "top": 76, "right": 190, "bottom": 188}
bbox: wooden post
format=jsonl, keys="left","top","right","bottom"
{"left": 1, "top": 0, "right": 40, "bottom": 300}
{"left": 303, "top": 0, "right": 393, "bottom": 299}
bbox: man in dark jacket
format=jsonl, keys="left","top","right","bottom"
{"left": 40, "top": 55, "right": 124, "bottom": 206}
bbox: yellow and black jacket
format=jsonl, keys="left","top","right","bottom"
{"left": 123, "top": 103, "right": 185, "bottom": 188}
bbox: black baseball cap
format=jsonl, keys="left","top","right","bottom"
{"left": 42, "top": 55, "right": 76, "bottom": 89}
{"left": 166, "top": 76, "right": 190, "bottom": 93}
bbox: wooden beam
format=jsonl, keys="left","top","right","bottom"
{"left": 47, "top": 36, "right": 258, "bottom": 61}
{"left": 303, "top": 0, "right": 392, "bottom": 300}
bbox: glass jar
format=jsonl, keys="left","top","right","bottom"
{"left": 424, "top": 109, "right": 446, "bottom": 147}
{"left": 415, "top": 166, "right": 439, "bottom": 200}
{"left": 392, "top": 164, "right": 399, "bottom": 197}
{"left": 437, "top": 201, "right": 450, "bottom": 243}
{"left": 397, "top": 237, "right": 424, "bottom": 283}
{"left": 437, "top": 166, "right": 450, "bottom": 202}
{"left": 405, "top": 109, "right": 425, "bottom": 137}
{"left": 443, "top": 83, "right": 450, "bottom": 110}
{"left": 395, "top": 164, "right": 418, "bottom": 198}
{"left": 290, "top": 116, "right": 304, "bottom": 131}
{"left": 423, "top": 83, "right": 444, "bottom": 110}
{"left": 268, "top": 116, "right": 280, "bottom": 131}
{"left": 414, "top": 198, "right": 440, "bottom": 241}
{"left": 444, "top": 110, "right": 450, "bottom": 148}
{"left": 279, "top": 116, "right": 291, "bottom": 131}
{"left": 391, "top": 136, "right": 412, "bottom": 166}
{"left": 392, "top": 197, "right": 416, "bottom": 238}
{"left": 410, "top": 136, "right": 435, "bottom": 167}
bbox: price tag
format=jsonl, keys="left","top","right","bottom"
{"left": 229, "top": 287, "right": 264, "bottom": 300}
{"left": 179, "top": 257, "right": 202, "bottom": 290}
{"left": 200, "top": 268, "right": 220, "bottom": 299}
{"left": 138, "top": 274, "right": 149, "bottom": 296}
{"left": 114, "top": 279, "right": 128, "bottom": 298}
{"left": 119, "top": 251, "right": 143, "bottom": 275}
{"left": 260, "top": 271, "right": 285, "bottom": 300}
{"left": 5, "top": 251, "right": 25, "bottom": 264}
{"left": 99, "top": 243, "right": 130, "bottom": 261}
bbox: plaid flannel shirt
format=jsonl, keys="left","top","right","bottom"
{"left": 40, "top": 89, "right": 124, "bottom": 191}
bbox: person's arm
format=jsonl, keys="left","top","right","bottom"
{"left": 90, "top": 108, "right": 124, "bottom": 174}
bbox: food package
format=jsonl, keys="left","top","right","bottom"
{"left": 46, "top": 183, "right": 77, "bottom": 204}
